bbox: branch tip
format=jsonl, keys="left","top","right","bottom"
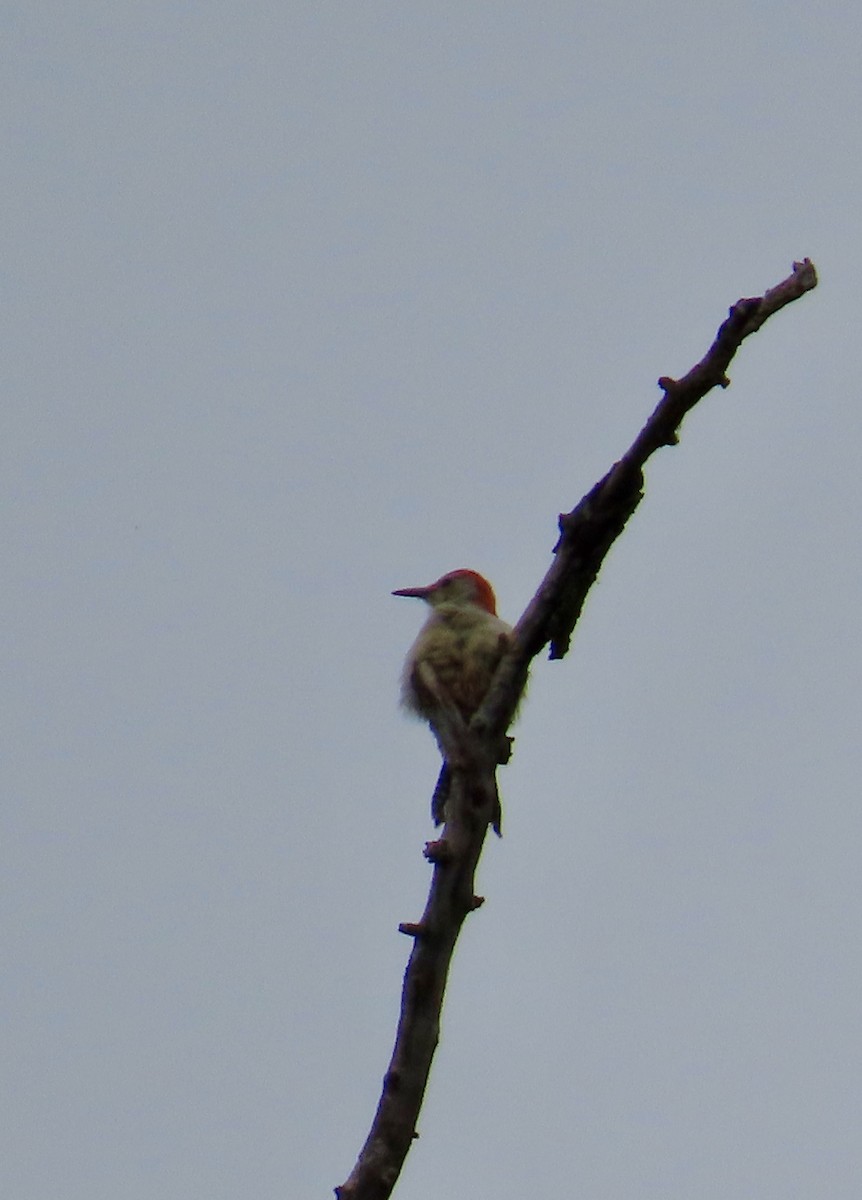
{"left": 398, "top": 921, "right": 425, "bottom": 939}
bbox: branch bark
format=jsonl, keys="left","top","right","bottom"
{"left": 335, "top": 258, "right": 817, "bottom": 1200}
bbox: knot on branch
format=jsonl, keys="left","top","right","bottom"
{"left": 398, "top": 921, "right": 426, "bottom": 939}
{"left": 722, "top": 295, "right": 763, "bottom": 341}
{"left": 423, "top": 838, "right": 452, "bottom": 864}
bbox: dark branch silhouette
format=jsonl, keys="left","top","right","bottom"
{"left": 335, "top": 258, "right": 818, "bottom": 1200}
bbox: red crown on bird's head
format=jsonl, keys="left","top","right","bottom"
{"left": 392, "top": 568, "right": 498, "bottom": 614}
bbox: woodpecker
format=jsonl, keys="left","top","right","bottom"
{"left": 393, "top": 569, "right": 513, "bottom": 833}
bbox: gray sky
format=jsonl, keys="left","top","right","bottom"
{"left": 3, "top": 4, "right": 860, "bottom": 1198}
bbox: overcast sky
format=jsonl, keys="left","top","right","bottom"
{"left": 3, "top": 4, "right": 860, "bottom": 1198}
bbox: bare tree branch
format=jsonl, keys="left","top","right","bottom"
{"left": 335, "top": 258, "right": 818, "bottom": 1200}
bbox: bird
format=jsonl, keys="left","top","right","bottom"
{"left": 393, "top": 569, "right": 513, "bottom": 833}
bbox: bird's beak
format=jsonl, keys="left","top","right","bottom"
{"left": 392, "top": 585, "right": 431, "bottom": 599}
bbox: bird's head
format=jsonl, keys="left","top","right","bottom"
{"left": 393, "top": 569, "right": 498, "bottom": 614}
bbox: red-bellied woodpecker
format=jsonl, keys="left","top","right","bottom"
{"left": 393, "top": 569, "right": 513, "bottom": 834}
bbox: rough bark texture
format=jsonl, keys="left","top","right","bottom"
{"left": 335, "top": 259, "right": 818, "bottom": 1200}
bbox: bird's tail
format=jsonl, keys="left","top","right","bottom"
{"left": 431, "top": 763, "right": 503, "bottom": 837}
